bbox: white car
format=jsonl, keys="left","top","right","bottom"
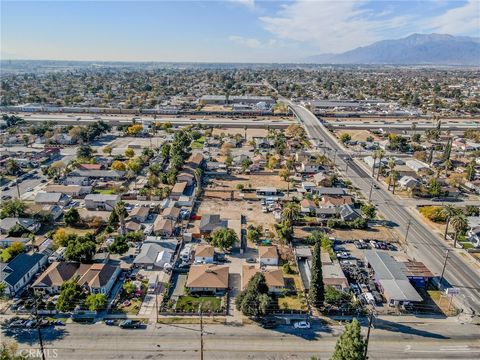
{"left": 293, "top": 321, "right": 311, "bottom": 329}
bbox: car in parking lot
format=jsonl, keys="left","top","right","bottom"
{"left": 293, "top": 321, "right": 311, "bottom": 329}
{"left": 246, "top": 258, "right": 256, "bottom": 263}
{"left": 336, "top": 252, "right": 351, "bottom": 259}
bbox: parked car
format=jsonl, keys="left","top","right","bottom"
{"left": 246, "top": 258, "right": 256, "bottom": 263}
{"left": 293, "top": 321, "right": 311, "bottom": 329}
{"left": 119, "top": 320, "right": 141, "bottom": 329}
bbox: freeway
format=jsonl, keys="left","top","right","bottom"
{"left": 323, "top": 119, "right": 480, "bottom": 131}
{"left": 6, "top": 320, "right": 480, "bottom": 360}
{"left": 4, "top": 113, "right": 292, "bottom": 129}
{"left": 288, "top": 103, "right": 480, "bottom": 314}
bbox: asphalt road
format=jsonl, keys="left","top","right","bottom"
{"left": 7, "top": 320, "right": 480, "bottom": 360}
{"left": 288, "top": 103, "right": 480, "bottom": 315}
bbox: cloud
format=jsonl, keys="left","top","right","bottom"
{"left": 259, "top": 1, "right": 412, "bottom": 53}
{"left": 259, "top": 0, "right": 479, "bottom": 54}
{"left": 229, "top": 0, "right": 255, "bottom": 10}
{"left": 421, "top": 0, "right": 480, "bottom": 35}
{"left": 229, "top": 35, "right": 262, "bottom": 48}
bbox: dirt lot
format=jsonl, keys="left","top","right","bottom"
{"left": 333, "top": 129, "right": 380, "bottom": 142}
{"left": 206, "top": 173, "right": 287, "bottom": 190}
{"left": 108, "top": 136, "right": 165, "bottom": 155}
{"left": 212, "top": 127, "right": 268, "bottom": 140}
{"left": 294, "top": 225, "right": 397, "bottom": 242}
{"left": 196, "top": 197, "right": 275, "bottom": 228}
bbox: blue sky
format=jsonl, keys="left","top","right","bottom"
{"left": 1, "top": 1, "right": 479, "bottom": 62}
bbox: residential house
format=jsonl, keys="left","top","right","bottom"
{"left": 28, "top": 204, "right": 63, "bottom": 221}
{"left": 242, "top": 265, "right": 285, "bottom": 293}
{"left": 313, "top": 187, "right": 346, "bottom": 197}
{"left": 339, "top": 204, "right": 361, "bottom": 221}
{"left": 322, "top": 256, "right": 349, "bottom": 291}
{"left": 176, "top": 171, "right": 195, "bottom": 185}
{"left": 0, "top": 235, "right": 30, "bottom": 248}
{"left": 170, "top": 182, "right": 188, "bottom": 200}
{"left": 301, "top": 182, "right": 316, "bottom": 192}
{"left": 32, "top": 262, "right": 120, "bottom": 295}
{"left": 186, "top": 153, "right": 205, "bottom": 169}
{"left": 1, "top": 253, "right": 47, "bottom": 296}
{"left": 133, "top": 243, "right": 174, "bottom": 270}
{"left": 258, "top": 246, "right": 279, "bottom": 266}
{"left": 45, "top": 184, "right": 92, "bottom": 197}
{"left": 194, "top": 244, "right": 215, "bottom": 264}
{"left": 0, "top": 218, "right": 41, "bottom": 234}
{"left": 300, "top": 161, "right": 322, "bottom": 174}
{"left": 79, "top": 163, "right": 103, "bottom": 171}
{"left": 71, "top": 169, "right": 125, "bottom": 180}
{"left": 35, "top": 192, "right": 71, "bottom": 206}
{"left": 127, "top": 206, "right": 150, "bottom": 223}
{"left": 64, "top": 175, "right": 89, "bottom": 186}
{"left": 186, "top": 264, "right": 229, "bottom": 295}
{"left": 84, "top": 194, "right": 121, "bottom": 211}
{"left": 300, "top": 199, "right": 316, "bottom": 214}
{"left": 153, "top": 217, "right": 175, "bottom": 237}
{"left": 405, "top": 159, "right": 429, "bottom": 173}
{"left": 319, "top": 195, "right": 354, "bottom": 208}
{"left": 398, "top": 176, "right": 420, "bottom": 190}
{"left": 199, "top": 214, "right": 227, "bottom": 235}
{"left": 256, "top": 187, "right": 279, "bottom": 198}
{"left": 162, "top": 206, "right": 180, "bottom": 221}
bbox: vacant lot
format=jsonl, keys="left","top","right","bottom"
{"left": 212, "top": 127, "right": 268, "bottom": 140}
{"left": 335, "top": 129, "right": 380, "bottom": 142}
{"left": 196, "top": 197, "right": 274, "bottom": 228}
{"left": 206, "top": 173, "right": 287, "bottom": 190}
{"left": 175, "top": 296, "right": 224, "bottom": 313}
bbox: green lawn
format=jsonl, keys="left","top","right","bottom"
{"left": 94, "top": 189, "right": 116, "bottom": 195}
{"left": 277, "top": 294, "right": 308, "bottom": 311}
{"left": 191, "top": 136, "right": 206, "bottom": 149}
{"left": 175, "top": 296, "right": 223, "bottom": 313}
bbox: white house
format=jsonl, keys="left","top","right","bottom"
{"left": 1, "top": 253, "right": 47, "bottom": 296}
{"left": 258, "top": 246, "right": 279, "bottom": 266}
{"left": 398, "top": 176, "right": 420, "bottom": 190}
{"left": 84, "top": 194, "right": 121, "bottom": 211}
{"left": 405, "top": 159, "right": 429, "bottom": 173}
{"left": 194, "top": 244, "right": 215, "bottom": 264}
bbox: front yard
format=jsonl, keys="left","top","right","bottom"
{"left": 175, "top": 295, "right": 225, "bottom": 313}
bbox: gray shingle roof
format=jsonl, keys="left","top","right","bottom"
{"left": 2, "top": 253, "right": 46, "bottom": 287}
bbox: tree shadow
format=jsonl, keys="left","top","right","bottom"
{"left": 2, "top": 326, "right": 68, "bottom": 345}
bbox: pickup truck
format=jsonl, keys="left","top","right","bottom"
{"left": 119, "top": 320, "right": 141, "bottom": 329}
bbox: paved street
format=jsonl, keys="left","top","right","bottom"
{"left": 286, "top": 102, "right": 480, "bottom": 315}
{"left": 6, "top": 318, "right": 479, "bottom": 359}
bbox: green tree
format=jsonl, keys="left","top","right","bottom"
{"left": 331, "top": 318, "right": 366, "bottom": 360}
{"left": 246, "top": 225, "right": 262, "bottom": 244}
{"left": 240, "top": 158, "right": 253, "bottom": 172}
{"left": 441, "top": 205, "right": 461, "bottom": 239}
{"left": 275, "top": 220, "right": 293, "bottom": 243}
{"left": 64, "top": 208, "right": 80, "bottom": 227}
{"left": 360, "top": 203, "right": 376, "bottom": 219}
{"left": 281, "top": 202, "right": 301, "bottom": 225}
{"left": 325, "top": 286, "right": 351, "bottom": 306}
{"left": 235, "top": 272, "right": 271, "bottom": 318}
{"left": 56, "top": 279, "right": 86, "bottom": 312}
{"left": 0, "top": 282, "right": 6, "bottom": 298}
{"left": 114, "top": 201, "right": 128, "bottom": 236}
{"left": 108, "top": 236, "right": 129, "bottom": 254}
{"left": 451, "top": 214, "right": 468, "bottom": 248}
{"left": 64, "top": 237, "right": 96, "bottom": 263}
{"left": 340, "top": 133, "right": 351, "bottom": 144}
{"left": 85, "top": 293, "right": 107, "bottom": 311}
{"left": 0, "top": 341, "right": 29, "bottom": 360}
{"left": 209, "top": 228, "right": 238, "bottom": 250}
{"left": 0, "top": 199, "right": 26, "bottom": 218}
{"left": 123, "top": 281, "right": 137, "bottom": 296}
{"left": 428, "top": 178, "right": 442, "bottom": 197}
{"left": 308, "top": 240, "right": 324, "bottom": 308}
{"left": 77, "top": 145, "right": 93, "bottom": 159}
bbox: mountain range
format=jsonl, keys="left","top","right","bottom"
{"left": 305, "top": 34, "right": 480, "bottom": 65}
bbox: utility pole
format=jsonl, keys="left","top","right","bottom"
{"left": 404, "top": 218, "right": 411, "bottom": 242}
{"left": 16, "top": 181, "right": 21, "bottom": 199}
{"left": 155, "top": 273, "right": 159, "bottom": 324}
{"left": 333, "top": 149, "right": 338, "bottom": 167}
{"left": 34, "top": 295, "right": 46, "bottom": 360}
{"left": 199, "top": 304, "right": 204, "bottom": 360}
{"left": 439, "top": 249, "right": 449, "bottom": 290}
{"left": 363, "top": 310, "right": 374, "bottom": 360}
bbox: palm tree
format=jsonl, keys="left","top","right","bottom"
{"left": 279, "top": 168, "right": 292, "bottom": 196}
{"left": 450, "top": 214, "right": 468, "bottom": 248}
{"left": 375, "top": 149, "right": 385, "bottom": 181}
{"left": 390, "top": 170, "right": 399, "bottom": 194}
{"left": 281, "top": 202, "right": 301, "bottom": 225}
{"left": 371, "top": 151, "right": 378, "bottom": 177}
{"left": 387, "top": 157, "right": 396, "bottom": 191}
{"left": 441, "top": 205, "right": 461, "bottom": 240}
{"left": 114, "top": 201, "right": 128, "bottom": 236}
{"left": 194, "top": 168, "right": 203, "bottom": 191}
